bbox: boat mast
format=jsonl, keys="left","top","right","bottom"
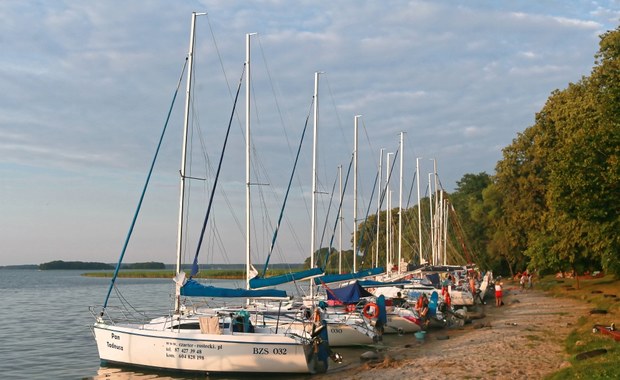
{"left": 338, "top": 164, "right": 343, "bottom": 274}
{"left": 428, "top": 171, "right": 434, "bottom": 265}
{"left": 353, "top": 115, "right": 360, "bottom": 272}
{"left": 310, "top": 71, "right": 320, "bottom": 299}
{"left": 385, "top": 152, "right": 392, "bottom": 275}
{"left": 174, "top": 12, "right": 201, "bottom": 313}
{"left": 375, "top": 148, "right": 383, "bottom": 268}
{"left": 398, "top": 132, "right": 404, "bottom": 273}
{"left": 245, "top": 33, "right": 256, "bottom": 290}
{"left": 416, "top": 157, "right": 423, "bottom": 265}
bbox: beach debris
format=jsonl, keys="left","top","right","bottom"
{"left": 466, "top": 310, "right": 486, "bottom": 319}
{"left": 589, "top": 309, "right": 608, "bottom": 315}
{"left": 361, "top": 355, "right": 397, "bottom": 369}
{"left": 575, "top": 348, "right": 607, "bottom": 361}
{"left": 559, "top": 361, "right": 572, "bottom": 369}
{"left": 414, "top": 331, "right": 427, "bottom": 342}
{"left": 360, "top": 351, "right": 381, "bottom": 362}
{"left": 472, "top": 322, "right": 492, "bottom": 329}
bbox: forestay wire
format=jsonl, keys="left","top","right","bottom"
{"left": 260, "top": 98, "right": 314, "bottom": 278}
{"left": 102, "top": 59, "right": 188, "bottom": 311}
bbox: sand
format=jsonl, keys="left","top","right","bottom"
{"left": 320, "top": 286, "right": 590, "bottom": 380}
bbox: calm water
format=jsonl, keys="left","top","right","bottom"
{"left": 0, "top": 270, "right": 372, "bottom": 380}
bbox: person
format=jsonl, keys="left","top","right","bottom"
{"left": 495, "top": 279, "right": 503, "bottom": 307}
{"left": 469, "top": 274, "right": 477, "bottom": 296}
{"left": 520, "top": 271, "right": 528, "bottom": 290}
{"left": 441, "top": 274, "right": 453, "bottom": 297}
{"left": 416, "top": 294, "right": 430, "bottom": 327}
{"left": 392, "top": 291, "right": 406, "bottom": 307}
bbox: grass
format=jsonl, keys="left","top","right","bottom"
{"left": 537, "top": 274, "right": 620, "bottom": 379}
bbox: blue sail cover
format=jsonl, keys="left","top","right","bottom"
{"left": 314, "top": 267, "right": 385, "bottom": 285}
{"left": 326, "top": 281, "right": 374, "bottom": 303}
{"left": 249, "top": 267, "right": 324, "bottom": 289}
{"left": 181, "top": 279, "right": 287, "bottom": 298}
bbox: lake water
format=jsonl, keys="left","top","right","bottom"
{"left": 0, "top": 270, "right": 371, "bottom": 380}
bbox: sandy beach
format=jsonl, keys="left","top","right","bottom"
{"left": 320, "top": 286, "right": 591, "bottom": 380}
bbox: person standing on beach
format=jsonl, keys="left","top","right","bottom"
{"left": 416, "top": 294, "right": 430, "bottom": 328}
{"left": 469, "top": 274, "right": 477, "bottom": 299}
{"left": 495, "top": 280, "right": 503, "bottom": 307}
{"left": 520, "top": 272, "right": 528, "bottom": 290}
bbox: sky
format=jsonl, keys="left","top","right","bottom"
{"left": 1, "top": 1, "right": 618, "bottom": 267}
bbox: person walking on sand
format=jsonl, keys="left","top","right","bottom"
{"left": 495, "top": 279, "right": 503, "bottom": 307}
{"left": 520, "top": 272, "right": 528, "bottom": 290}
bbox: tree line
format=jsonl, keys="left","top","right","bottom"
{"left": 452, "top": 26, "right": 619, "bottom": 278}
{"left": 307, "top": 26, "right": 619, "bottom": 279}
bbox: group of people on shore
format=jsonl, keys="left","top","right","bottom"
{"left": 494, "top": 270, "right": 535, "bottom": 307}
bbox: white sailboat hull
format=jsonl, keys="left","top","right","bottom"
{"left": 94, "top": 322, "right": 315, "bottom": 374}
{"left": 384, "top": 313, "right": 422, "bottom": 334}
{"left": 324, "top": 322, "right": 375, "bottom": 346}
{"left": 262, "top": 316, "right": 376, "bottom": 346}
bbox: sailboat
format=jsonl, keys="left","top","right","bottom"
{"left": 91, "top": 12, "right": 331, "bottom": 375}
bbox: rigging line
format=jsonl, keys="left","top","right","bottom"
{"left": 406, "top": 171, "right": 417, "bottom": 209}
{"left": 323, "top": 74, "right": 347, "bottom": 144}
{"left": 355, "top": 168, "right": 380, "bottom": 268}
{"left": 205, "top": 14, "right": 245, "bottom": 141}
{"left": 282, "top": 96, "right": 317, "bottom": 246}
{"left": 356, "top": 147, "right": 399, "bottom": 267}
{"left": 324, "top": 155, "right": 354, "bottom": 270}
{"left": 360, "top": 119, "right": 376, "bottom": 164}
{"left": 102, "top": 58, "right": 188, "bottom": 311}
{"left": 353, "top": 118, "right": 375, "bottom": 208}
{"left": 260, "top": 103, "right": 313, "bottom": 277}
{"left": 251, "top": 97, "right": 318, "bottom": 261}
{"left": 205, "top": 15, "right": 235, "bottom": 112}
{"left": 256, "top": 35, "right": 295, "bottom": 158}
{"left": 378, "top": 147, "right": 400, "bottom": 210}
{"left": 190, "top": 64, "right": 246, "bottom": 277}
{"left": 317, "top": 167, "right": 341, "bottom": 266}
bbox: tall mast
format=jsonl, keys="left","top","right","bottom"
{"left": 433, "top": 159, "right": 439, "bottom": 265}
{"left": 245, "top": 33, "right": 256, "bottom": 290}
{"left": 416, "top": 157, "right": 423, "bottom": 265}
{"left": 398, "top": 132, "right": 404, "bottom": 273}
{"left": 338, "top": 165, "right": 343, "bottom": 274}
{"left": 353, "top": 115, "right": 360, "bottom": 272}
{"left": 310, "top": 72, "right": 320, "bottom": 298}
{"left": 385, "top": 152, "right": 393, "bottom": 275}
{"left": 375, "top": 148, "right": 383, "bottom": 268}
{"left": 175, "top": 12, "right": 201, "bottom": 313}
{"left": 428, "top": 172, "right": 434, "bottom": 265}
{"left": 443, "top": 198, "right": 449, "bottom": 265}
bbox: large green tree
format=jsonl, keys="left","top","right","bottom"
{"left": 493, "top": 26, "right": 620, "bottom": 277}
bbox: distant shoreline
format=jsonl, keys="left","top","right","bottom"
{"left": 81, "top": 270, "right": 244, "bottom": 279}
